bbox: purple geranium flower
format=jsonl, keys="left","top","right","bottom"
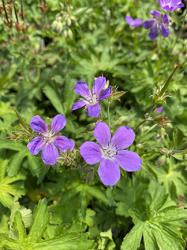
{"left": 80, "top": 122, "right": 142, "bottom": 186}
{"left": 159, "top": 0, "right": 184, "bottom": 11}
{"left": 125, "top": 16, "right": 143, "bottom": 28}
{"left": 72, "top": 76, "right": 111, "bottom": 118}
{"left": 27, "top": 115, "right": 74, "bottom": 165}
{"left": 143, "top": 10, "right": 170, "bottom": 40}
{"left": 156, "top": 106, "right": 164, "bottom": 113}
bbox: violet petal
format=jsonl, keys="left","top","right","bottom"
{"left": 98, "top": 159, "right": 120, "bottom": 186}
{"left": 143, "top": 20, "right": 155, "bottom": 29}
{"left": 74, "top": 81, "right": 91, "bottom": 99}
{"left": 27, "top": 136, "right": 44, "bottom": 155}
{"left": 41, "top": 143, "right": 59, "bottom": 165}
{"left": 80, "top": 141, "right": 102, "bottom": 165}
{"left": 116, "top": 150, "right": 142, "bottom": 172}
{"left": 55, "top": 135, "right": 75, "bottom": 152}
{"left": 92, "top": 76, "right": 106, "bottom": 96}
{"left": 111, "top": 126, "right": 135, "bottom": 150}
{"left": 161, "top": 24, "right": 170, "bottom": 37}
{"left": 99, "top": 86, "right": 112, "bottom": 101}
{"left": 125, "top": 16, "right": 142, "bottom": 28}
{"left": 72, "top": 100, "right": 86, "bottom": 111}
{"left": 51, "top": 114, "right": 66, "bottom": 134}
{"left": 87, "top": 103, "right": 101, "bottom": 118}
{"left": 94, "top": 122, "right": 111, "bottom": 147}
{"left": 149, "top": 24, "right": 158, "bottom": 40}
{"left": 30, "top": 115, "right": 48, "bottom": 133}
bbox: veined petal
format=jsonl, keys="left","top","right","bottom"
{"left": 94, "top": 122, "right": 111, "bottom": 147}
{"left": 41, "top": 143, "right": 59, "bottom": 165}
{"left": 162, "top": 14, "right": 169, "bottom": 25}
{"left": 125, "top": 16, "right": 142, "bottom": 28}
{"left": 51, "top": 114, "right": 66, "bottom": 134}
{"left": 143, "top": 20, "right": 155, "bottom": 29}
{"left": 30, "top": 115, "right": 48, "bottom": 133}
{"left": 80, "top": 141, "right": 102, "bottom": 165}
{"left": 55, "top": 136, "right": 75, "bottom": 152}
{"left": 161, "top": 24, "right": 170, "bottom": 37}
{"left": 74, "top": 81, "right": 91, "bottom": 99}
{"left": 99, "top": 87, "right": 112, "bottom": 101}
{"left": 149, "top": 24, "right": 158, "bottom": 40}
{"left": 150, "top": 10, "right": 161, "bottom": 18}
{"left": 111, "top": 126, "right": 135, "bottom": 150}
{"left": 116, "top": 150, "right": 142, "bottom": 172}
{"left": 72, "top": 100, "right": 86, "bottom": 111}
{"left": 98, "top": 159, "right": 120, "bottom": 186}
{"left": 27, "top": 136, "right": 44, "bottom": 155}
{"left": 87, "top": 103, "right": 101, "bottom": 118}
{"left": 92, "top": 76, "right": 106, "bottom": 96}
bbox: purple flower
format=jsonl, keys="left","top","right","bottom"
{"left": 72, "top": 76, "right": 112, "bottom": 118}
{"left": 156, "top": 106, "right": 164, "bottom": 113}
{"left": 159, "top": 0, "right": 184, "bottom": 11}
{"left": 80, "top": 122, "right": 142, "bottom": 186}
{"left": 27, "top": 115, "right": 75, "bottom": 165}
{"left": 143, "top": 10, "right": 170, "bottom": 40}
{"left": 125, "top": 16, "right": 143, "bottom": 28}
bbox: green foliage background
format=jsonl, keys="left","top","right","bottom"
{"left": 0, "top": 0, "right": 187, "bottom": 249}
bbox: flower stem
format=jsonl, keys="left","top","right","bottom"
{"left": 107, "top": 101, "right": 111, "bottom": 127}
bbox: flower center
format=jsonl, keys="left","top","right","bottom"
{"left": 101, "top": 145, "right": 116, "bottom": 160}
{"left": 42, "top": 131, "right": 55, "bottom": 144}
{"left": 88, "top": 94, "right": 98, "bottom": 105}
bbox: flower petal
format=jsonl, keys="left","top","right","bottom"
{"left": 162, "top": 14, "right": 169, "bottom": 25}
{"left": 41, "top": 143, "right": 59, "bottom": 165}
{"left": 99, "top": 87, "right": 112, "bottom": 101}
{"left": 80, "top": 142, "right": 102, "bottom": 165}
{"left": 111, "top": 126, "right": 135, "bottom": 150}
{"left": 92, "top": 76, "right": 106, "bottom": 96}
{"left": 87, "top": 103, "right": 101, "bottom": 118}
{"left": 72, "top": 100, "right": 86, "bottom": 111}
{"left": 94, "top": 122, "right": 111, "bottom": 147}
{"left": 74, "top": 81, "right": 91, "bottom": 99}
{"left": 161, "top": 24, "right": 170, "bottom": 38}
{"left": 116, "top": 150, "right": 142, "bottom": 172}
{"left": 125, "top": 16, "right": 142, "bottom": 28}
{"left": 30, "top": 115, "right": 48, "bottom": 133}
{"left": 54, "top": 136, "right": 75, "bottom": 152}
{"left": 156, "top": 106, "right": 163, "bottom": 113}
{"left": 51, "top": 114, "right": 66, "bottom": 133}
{"left": 143, "top": 20, "right": 155, "bottom": 29}
{"left": 150, "top": 10, "right": 161, "bottom": 18}
{"left": 27, "top": 136, "right": 44, "bottom": 155}
{"left": 149, "top": 24, "right": 158, "bottom": 40}
{"left": 98, "top": 159, "right": 120, "bottom": 186}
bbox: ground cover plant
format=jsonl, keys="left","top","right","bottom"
{"left": 0, "top": 0, "right": 187, "bottom": 249}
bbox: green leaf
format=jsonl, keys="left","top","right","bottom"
{"left": 28, "top": 199, "right": 48, "bottom": 242}
{"left": 33, "top": 233, "right": 94, "bottom": 250}
{"left": 14, "top": 211, "right": 26, "bottom": 241}
{"left": 121, "top": 222, "right": 144, "bottom": 250}
{"left": 43, "top": 85, "right": 64, "bottom": 113}
{"left": 0, "top": 171, "right": 25, "bottom": 208}
{"left": 0, "top": 140, "right": 25, "bottom": 151}
{"left": 8, "top": 149, "right": 28, "bottom": 176}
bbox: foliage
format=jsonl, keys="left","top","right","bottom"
{"left": 0, "top": 0, "right": 187, "bottom": 249}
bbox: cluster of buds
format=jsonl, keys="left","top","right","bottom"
{"left": 58, "top": 149, "right": 80, "bottom": 168}
{"left": 0, "top": 0, "right": 27, "bottom": 32}
{"left": 52, "top": 3, "right": 76, "bottom": 38}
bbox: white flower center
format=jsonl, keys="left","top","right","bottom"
{"left": 42, "top": 131, "right": 55, "bottom": 144}
{"left": 84, "top": 94, "right": 98, "bottom": 106}
{"left": 101, "top": 145, "right": 117, "bottom": 160}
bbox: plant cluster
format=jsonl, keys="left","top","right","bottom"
{"left": 0, "top": 0, "right": 187, "bottom": 249}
